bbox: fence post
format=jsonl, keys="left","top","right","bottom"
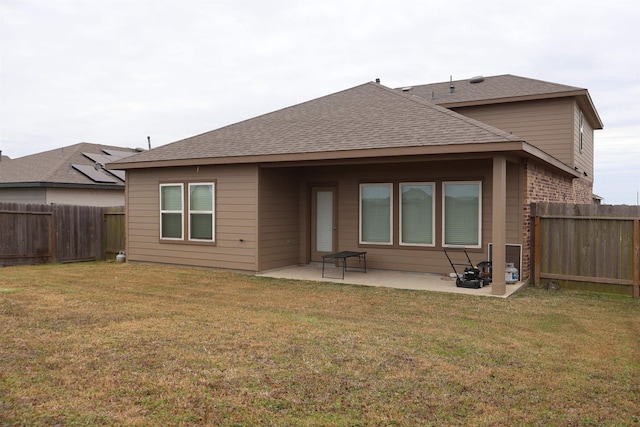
{"left": 534, "top": 215, "right": 541, "bottom": 287}
{"left": 49, "top": 211, "right": 56, "bottom": 263}
{"left": 634, "top": 219, "right": 639, "bottom": 298}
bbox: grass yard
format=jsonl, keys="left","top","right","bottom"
{"left": 0, "top": 262, "right": 638, "bottom": 426}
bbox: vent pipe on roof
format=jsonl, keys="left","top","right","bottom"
{"left": 147, "top": 136, "right": 151, "bottom": 150}
{"left": 449, "top": 75, "right": 455, "bottom": 94}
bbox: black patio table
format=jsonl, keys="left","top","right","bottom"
{"left": 321, "top": 251, "right": 367, "bottom": 279}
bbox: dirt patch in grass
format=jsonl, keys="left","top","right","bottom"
{"left": 1, "top": 262, "right": 639, "bottom": 426}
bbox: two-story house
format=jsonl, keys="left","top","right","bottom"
{"left": 108, "top": 75, "right": 602, "bottom": 295}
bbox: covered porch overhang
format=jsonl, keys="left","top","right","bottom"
{"left": 255, "top": 149, "right": 549, "bottom": 296}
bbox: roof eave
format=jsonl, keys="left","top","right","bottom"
{"left": 519, "top": 144, "right": 581, "bottom": 178}
{"left": 107, "top": 140, "right": 580, "bottom": 178}
{"left": 107, "top": 142, "right": 519, "bottom": 169}
{"left": 0, "top": 182, "right": 125, "bottom": 190}
{"left": 577, "top": 91, "right": 604, "bottom": 130}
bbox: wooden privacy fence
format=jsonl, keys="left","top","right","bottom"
{"left": 0, "top": 203, "right": 125, "bottom": 267}
{"left": 532, "top": 203, "right": 640, "bottom": 297}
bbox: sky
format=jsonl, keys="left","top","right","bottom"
{"left": 1, "top": 0, "right": 639, "bottom": 205}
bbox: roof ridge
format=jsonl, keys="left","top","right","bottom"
{"left": 404, "top": 74, "right": 584, "bottom": 91}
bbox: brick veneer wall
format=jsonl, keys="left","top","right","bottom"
{"left": 520, "top": 161, "right": 593, "bottom": 279}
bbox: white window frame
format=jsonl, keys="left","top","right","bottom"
{"left": 159, "top": 183, "right": 184, "bottom": 241}
{"left": 399, "top": 182, "right": 435, "bottom": 247}
{"left": 359, "top": 183, "right": 393, "bottom": 245}
{"left": 188, "top": 182, "right": 215, "bottom": 242}
{"left": 442, "top": 181, "right": 482, "bottom": 249}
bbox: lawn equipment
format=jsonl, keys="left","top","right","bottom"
{"left": 443, "top": 247, "right": 492, "bottom": 289}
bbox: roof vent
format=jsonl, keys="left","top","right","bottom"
{"left": 470, "top": 76, "right": 485, "bottom": 84}
{"left": 401, "top": 87, "right": 412, "bottom": 92}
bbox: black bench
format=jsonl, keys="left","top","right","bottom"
{"left": 321, "top": 251, "right": 367, "bottom": 279}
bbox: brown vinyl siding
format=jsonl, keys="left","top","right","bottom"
{"left": 125, "top": 158, "right": 526, "bottom": 275}
{"left": 573, "top": 102, "right": 594, "bottom": 181}
{"left": 452, "top": 98, "right": 575, "bottom": 166}
{"left": 257, "top": 168, "right": 301, "bottom": 271}
{"left": 125, "top": 165, "right": 259, "bottom": 271}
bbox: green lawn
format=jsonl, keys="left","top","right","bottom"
{"left": 1, "top": 262, "right": 638, "bottom": 426}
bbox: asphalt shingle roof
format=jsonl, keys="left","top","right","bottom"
{"left": 0, "top": 143, "right": 137, "bottom": 186}
{"left": 400, "top": 74, "right": 585, "bottom": 105}
{"left": 111, "top": 82, "right": 523, "bottom": 166}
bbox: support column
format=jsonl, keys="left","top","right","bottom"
{"left": 492, "top": 155, "right": 507, "bottom": 295}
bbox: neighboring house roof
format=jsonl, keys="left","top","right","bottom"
{"left": 399, "top": 74, "right": 603, "bottom": 129}
{"left": 0, "top": 142, "right": 139, "bottom": 189}
{"left": 110, "top": 82, "right": 532, "bottom": 170}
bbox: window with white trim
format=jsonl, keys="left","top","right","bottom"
{"left": 160, "top": 182, "right": 215, "bottom": 242}
{"left": 160, "top": 184, "right": 183, "bottom": 240}
{"left": 359, "top": 183, "right": 393, "bottom": 245}
{"left": 189, "top": 183, "right": 215, "bottom": 241}
{"left": 443, "top": 181, "right": 481, "bottom": 248}
{"left": 400, "top": 182, "right": 435, "bottom": 246}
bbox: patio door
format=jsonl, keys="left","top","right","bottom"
{"left": 311, "top": 186, "right": 337, "bottom": 262}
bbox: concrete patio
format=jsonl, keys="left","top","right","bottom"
{"left": 257, "top": 263, "right": 526, "bottom": 298}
